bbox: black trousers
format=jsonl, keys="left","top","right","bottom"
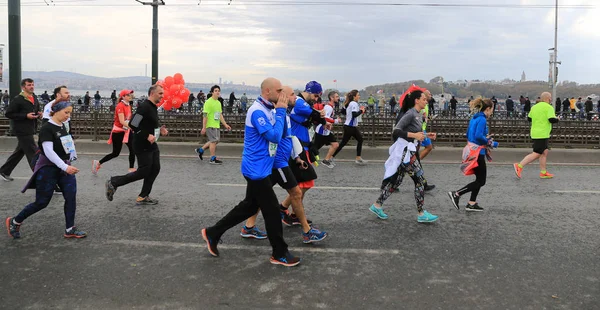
{"left": 99, "top": 131, "right": 136, "bottom": 168}
{"left": 333, "top": 125, "right": 363, "bottom": 157}
{"left": 111, "top": 148, "right": 160, "bottom": 198}
{"left": 0, "top": 135, "right": 37, "bottom": 175}
{"left": 206, "top": 176, "right": 288, "bottom": 258}
{"left": 456, "top": 154, "right": 487, "bottom": 201}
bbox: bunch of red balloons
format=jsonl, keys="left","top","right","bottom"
{"left": 155, "top": 73, "right": 191, "bottom": 110}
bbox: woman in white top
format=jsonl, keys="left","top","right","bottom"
{"left": 331, "top": 90, "right": 367, "bottom": 164}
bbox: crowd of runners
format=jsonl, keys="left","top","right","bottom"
{"left": 2, "top": 78, "right": 558, "bottom": 267}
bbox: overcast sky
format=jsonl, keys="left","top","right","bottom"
{"left": 0, "top": 0, "right": 597, "bottom": 90}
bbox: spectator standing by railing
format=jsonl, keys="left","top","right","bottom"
{"left": 240, "top": 93, "right": 248, "bottom": 112}
{"left": 188, "top": 92, "right": 195, "bottom": 113}
{"left": 83, "top": 91, "right": 91, "bottom": 112}
{"left": 40, "top": 91, "right": 50, "bottom": 103}
{"left": 584, "top": 97, "right": 593, "bottom": 120}
{"left": 94, "top": 91, "right": 101, "bottom": 110}
{"left": 506, "top": 95, "right": 515, "bottom": 117}
{"left": 450, "top": 96, "right": 458, "bottom": 116}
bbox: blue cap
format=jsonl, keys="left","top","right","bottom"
{"left": 304, "top": 81, "right": 323, "bottom": 95}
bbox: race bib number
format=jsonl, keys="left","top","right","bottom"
{"left": 214, "top": 111, "right": 221, "bottom": 120}
{"left": 268, "top": 142, "right": 278, "bottom": 157}
{"left": 60, "top": 135, "right": 77, "bottom": 161}
{"left": 154, "top": 128, "right": 160, "bottom": 142}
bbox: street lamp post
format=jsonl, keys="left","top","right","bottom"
{"left": 136, "top": 0, "right": 165, "bottom": 86}
{"left": 551, "top": 0, "right": 561, "bottom": 107}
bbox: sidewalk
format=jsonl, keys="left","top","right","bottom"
{"left": 1, "top": 136, "right": 598, "bottom": 164}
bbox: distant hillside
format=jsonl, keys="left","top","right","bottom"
{"left": 362, "top": 80, "right": 600, "bottom": 100}
{"left": 0, "top": 71, "right": 260, "bottom": 95}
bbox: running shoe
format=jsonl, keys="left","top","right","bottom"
{"left": 195, "top": 148, "right": 204, "bottom": 160}
{"left": 136, "top": 196, "right": 159, "bottom": 205}
{"left": 321, "top": 159, "right": 334, "bottom": 169}
{"left": 369, "top": 204, "right": 389, "bottom": 220}
{"left": 64, "top": 227, "right": 87, "bottom": 238}
{"left": 513, "top": 163, "right": 523, "bottom": 179}
{"left": 424, "top": 184, "right": 436, "bottom": 191}
{"left": 240, "top": 226, "right": 267, "bottom": 239}
{"left": 270, "top": 251, "right": 301, "bottom": 267}
{"left": 281, "top": 209, "right": 293, "bottom": 227}
{"left": 417, "top": 210, "right": 439, "bottom": 223}
{"left": 355, "top": 158, "right": 368, "bottom": 165}
{"left": 201, "top": 228, "right": 220, "bottom": 257}
{"left": 465, "top": 203, "right": 484, "bottom": 212}
{"left": 540, "top": 172, "right": 554, "bottom": 179}
{"left": 209, "top": 158, "right": 223, "bottom": 165}
{"left": 5, "top": 217, "right": 21, "bottom": 239}
{"left": 290, "top": 214, "right": 312, "bottom": 226}
{"left": 330, "top": 158, "right": 336, "bottom": 167}
{"left": 0, "top": 173, "right": 14, "bottom": 182}
{"left": 105, "top": 179, "right": 116, "bottom": 202}
{"left": 302, "top": 227, "right": 327, "bottom": 244}
{"left": 447, "top": 191, "right": 460, "bottom": 210}
{"left": 91, "top": 160, "right": 100, "bottom": 175}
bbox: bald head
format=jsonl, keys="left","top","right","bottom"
{"left": 540, "top": 92, "right": 552, "bottom": 103}
{"left": 260, "top": 77, "right": 283, "bottom": 103}
{"left": 283, "top": 86, "right": 296, "bottom": 106}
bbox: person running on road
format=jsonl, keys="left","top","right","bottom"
{"left": 514, "top": 92, "right": 558, "bottom": 179}
{"left": 92, "top": 90, "right": 137, "bottom": 175}
{"left": 242, "top": 86, "right": 327, "bottom": 244}
{"left": 105, "top": 84, "right": 169, "bottom": 205}
{"left": 331, "top": 90, "right": 367, "bottom": 165}
{"left": 447, "top": 98, "right": 498, "bottom": 212}
{"left": 368, "top": 89, "right": 439, "bottom": 222}
{"left": 280, "top": 81, "right": 326, "bottom": 226}
{"left": 313, "top": 91, "right": 341, "bottom": 168}
{"left": 195, "top": 85, "right": 231, "bottom": 165}
{"left": 6, "top": 100, "right": 87, "bottom": 239}
{"left": 201, "top": 77, "right": 301, "bottom": 267}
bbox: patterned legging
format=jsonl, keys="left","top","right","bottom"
{"left": 376, "top": 150, "right": 425, "bottom": 212}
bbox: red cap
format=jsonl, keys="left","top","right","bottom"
{"left": 119, "top": 89, "right": 134, "bottom": 97}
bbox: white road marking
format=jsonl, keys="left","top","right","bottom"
{"left": 207, "top": 183, "right": 380, "bottom": 191}
{"left": 553, "top": 190, "right": 600, "bottom": 194}
{"left": 109, "top": 239, "right": 401, "bottom": 255}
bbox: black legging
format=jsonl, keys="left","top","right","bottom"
{"left": 456, "top": 154, "right": 487, "bottom": 201}
{"left": 333, "top": 125, "right": 363, "bottom": 157}
{"left": 99, "top": 131, "right": 135, "bottom": 169}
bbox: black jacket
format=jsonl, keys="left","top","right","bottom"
{"left": 585, "top": 100, "right": 593, "bottom": 112}
{"left": 5, "top": 93, "right": 41, "bottom": 136}
{"left": 130, "top": 99, "right": 160, "bottom": 153}
{"left": 505, "top": 99, "right": 514, "bottom": 111}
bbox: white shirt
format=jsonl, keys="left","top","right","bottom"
{"left": 345, "top": 101, "right": 360, "bottom": 127}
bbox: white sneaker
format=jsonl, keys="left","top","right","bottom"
{"left": 355, "top": 158, "right": 367, "bottom": 165}
{"left": 91, "top": 160, "right": 100, "bottom": 175}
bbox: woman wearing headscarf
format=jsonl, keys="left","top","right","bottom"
{"left": 6, "top": 100, "right": 86, "bottom": 239}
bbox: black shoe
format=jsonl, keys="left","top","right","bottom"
{"left": 209, "top": 158, "right": 223, "bottom": 165}
{"left": 54, "top": 184, "right": 62, "bottom": 195}
{"left": 201, "top": 228, "right": 221, "bottom": 257}
{"left": 105, "top": 179, "right": 116, "bottom": 202}
{"left": 424, "top": 184, "right": 436, "bottom": 191}
{"left": 281, "top": 210, "right": 293, "bottom": 227}
{"left": 195, "top": 148, "right": 204, "bottom": 160}
{"left": 270, "top": 251, "right": 301, "bottom": 267}
{"left": 0, "top": 173, "right": 14, "bottom": 182}
{"left": 136, "top": 196, "right": 159, "bottom": 205}
{"left": 5, "top": 217, "right": 21, "bottom": 239}
{"left": 447, "top": 191, "right": 460, "bottom": 210}
{"left": 290, "top": 215, "right": 312, "bottom": 226}
{"left": 465, "top": 203, "right": 484, "bottom": 212}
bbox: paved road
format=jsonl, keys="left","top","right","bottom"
{"left": 0, "top": 150, "right": 598, "bottom": 309}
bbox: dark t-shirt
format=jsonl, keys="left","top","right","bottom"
{"left": 39, "top": 122, "right": 72, "bottom": 161}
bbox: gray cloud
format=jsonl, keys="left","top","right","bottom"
{"left": 0, "top": 0, "right": 597, "bottom": 89}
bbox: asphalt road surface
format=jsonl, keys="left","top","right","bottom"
{"left": 0, "top": 148, "right": 598, "bottom": 309}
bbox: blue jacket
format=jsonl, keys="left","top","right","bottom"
{"left": 467, "top": 112, "right": 489, "bottom": 154}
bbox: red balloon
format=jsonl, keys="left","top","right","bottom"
{"left": 170, "top": 84, "right": 180, "bottom": 94}
{"left": 173, "top": 73, "right": 183, "bottom": 85}
{"left": 182, "top": 88, "right": 191, "bottom": 99}
{"left": 180, "top": 78, "right": 185, "bottom": 85}
{"left": 164, "top": 76, "right": 174, "bottom": 88}
{"left": 172, "top": 97, "right": 182, "bottom": 109}
{"left": 162, "top": 101, "right": 173, "bottom": 110}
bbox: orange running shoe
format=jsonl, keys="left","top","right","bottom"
{"left": 540, "top": 172, "right": 554, "bottom": 179}
{"left": 513, "top": 163, "right": 523, "bottom": 179}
